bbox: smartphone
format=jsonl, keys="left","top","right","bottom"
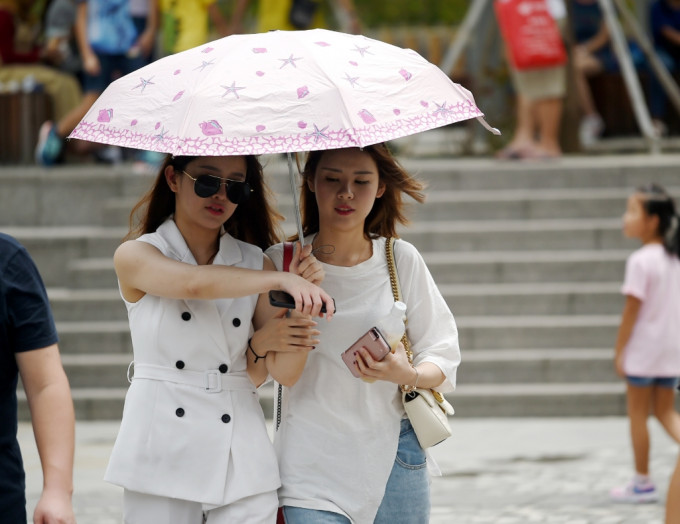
{"left": 341, "top": 327, "right": 391, "bottom": 378}
{"left": 268, "top": 290, "right": 335, "bottom": 314}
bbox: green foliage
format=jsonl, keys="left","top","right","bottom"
{"left": 356, "top": 0, "right": 470, "bottom": 27}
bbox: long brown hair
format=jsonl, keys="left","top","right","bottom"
{"left": 298, "top": 144, "right": 426, "bottom": 240}
{"left": 125, "top": 155, "right": 283, "bottom": 250}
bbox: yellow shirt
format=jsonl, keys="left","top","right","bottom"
{"left": 255, "top": 0, "right": 324, "bottom": 32}
{"left": 160, "top": 0, "right": 215, "bottom": 54}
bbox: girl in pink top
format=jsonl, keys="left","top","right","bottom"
{"left": 611, "top": 183, "right": 680, "bottom": 504}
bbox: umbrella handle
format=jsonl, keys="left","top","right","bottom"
{"left": 287, "top": 152, "right": 305, "bottom": 247}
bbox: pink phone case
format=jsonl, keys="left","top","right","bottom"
{"left": 341, "top": 327, "right": 391, "bottom": 378}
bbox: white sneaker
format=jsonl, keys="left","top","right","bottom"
{"left": 609, "top": 480, "right": 658, "bottom": 503}
{"left": 579, "top": 114, "right": 605, "bottom": 146}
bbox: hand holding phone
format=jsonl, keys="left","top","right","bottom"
{"left": 269, "top": 290, "right": 335, "bottom": 314}
{"left": 341, "top": 327, "right": 391, "bottom": 378}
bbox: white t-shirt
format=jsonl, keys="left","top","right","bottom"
{"left": 266, "top": 236, "right": 460, "bottom": 523}
{"left": 622, "top": 243, "right": 680, "bottom": 376}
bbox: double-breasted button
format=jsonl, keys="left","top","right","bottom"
{"left": 232, "top": 318, "right": 241, "bottom": 327}
{"left": 219, "top": 364, "right": 228, "bottom": 373}
{"left": 181, "top": 312, "right": 191, "bottom": 321}
{"left": 176, "top": 408, "right": 185, "bottom": 417}
{"left": 175, "top": 360, "right": 185, "bottom": 369}
{"left": 221, "top": 414, "right": 231, "bottom": 423}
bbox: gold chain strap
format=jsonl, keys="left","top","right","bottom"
{"left": 385, "top": 238, "right": 414, "bottom": 370}
{"left": 386, "top": 238, "right": 446, "bottom": 403}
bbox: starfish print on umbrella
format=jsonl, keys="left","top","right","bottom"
{"left": 351, "top": 45, "right": 372, "bottom": 58}
{"left": 221, "top": 81, "right": 246, "bottom": 99}
{"left": 308, "top": 124, "right": 330, "bottom": 143}
{"left": 194, "top": 59, "right": 215, "bottom": 72}
{"left": 343, "top": 73, "right": 360, "bottom": 88}
{"left": 279, "top": 54, "right": 303, "bottom": 69}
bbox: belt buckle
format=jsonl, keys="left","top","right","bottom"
{"left": 205, "top": 370, "right": 222, "bottom": 393}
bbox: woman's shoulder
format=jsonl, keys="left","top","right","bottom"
{"left": 391, "top": 237, "right": 423, "bottom": 262}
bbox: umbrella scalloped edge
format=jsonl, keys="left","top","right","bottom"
{"left": 69, "top": 102, "right": 484, "bottom": 156}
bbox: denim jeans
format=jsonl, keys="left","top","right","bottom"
{"left": 283, "top": 419, "right": 429, "bottom": 524}
{"left": 374, "top": 418, "right": 430, "bottom": 524}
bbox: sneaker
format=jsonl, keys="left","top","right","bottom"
{"left": 579, "top": 114, "right": 605, "bottom": 147}
{"left": 35, "top": 121, "right": 63, "bottom": 166}
{"left": 609, "top": 480, "right": 658, "bottom": 503}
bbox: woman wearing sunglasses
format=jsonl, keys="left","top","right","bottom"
{"left": 105, "top": 154, "right": 332, "bottom": 523}
{"left": 266, "top": 145, "right": 460, "bottom": 524}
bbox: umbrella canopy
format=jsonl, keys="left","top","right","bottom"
{"left": 69, "top": 29, "right": 496, "bottom": 156}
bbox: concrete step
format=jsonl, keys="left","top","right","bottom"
{"left": 262, "top": 154, "right": 680, "bottom": 193}
{"left": 441, "top": 282, "right": 623, "bottom": 316}
{"left": 450, "top": 382, "right": 627, "bottom": 417}
{"left": 48, "top": 288, "right": 126, "bottom": 321}
{"left": 0, "top": 166, "right": 153, "bottom": 226}
{"left": 460, "top": 348, "right": 618, "bottom": 384}
{"left": 399, "top": 218, "right": 636, "bottom": 252}
{"left": 424, "top": 250, "right": 627, "bottom": 284}
{"left": 2, "top": 227, "right": 124, "bottom": 287}
{"left": 397, "top": 155, "right": 680, "bottom": 192}
{"left": 55, "top": 321, "right": 132, "bottom": 354}
{"left": 61, "top": 354, "right": 131, "bottom": 388}
{"left": 68, "top": 258, "right": 118, "bottom": 289}
{"left": 457, "top": 315, "right": 619, "bottom": 350}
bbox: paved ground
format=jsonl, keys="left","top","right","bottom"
{"left": 18, "top": 416, "right": 677, "bottom": 523}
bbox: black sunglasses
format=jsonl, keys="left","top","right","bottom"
{"left": 181, "top": 171, "right": 252, "bottom": 204}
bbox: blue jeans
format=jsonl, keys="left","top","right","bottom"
{"left": 283, "top": 419, "right": 429, "bottom": 524}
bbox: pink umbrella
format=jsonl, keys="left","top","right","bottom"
{"left": 70, "top": 29, "right": 498, "bottom": 239}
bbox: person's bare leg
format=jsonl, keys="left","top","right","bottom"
{"left": 573, "top": 50, "right": 603, "bottom": 117}
{"left": 534, "top": 97, "right": 563, "bottom": 156}
{"left": 627, "top": 384, "right": 653, "bottom": 476}
{"left": 652, "top": 387, "right": 680, "bottom": 444}
{"left": 498, "top": 94, "right": 538, "bottom": 157}
{"left": 667, "top": 454, "right": 680, "bottom": 524}
{"left": 55, "top": 91, "right": 101, "bottom": 138}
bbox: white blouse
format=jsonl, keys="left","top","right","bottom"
{"left": 266, "top": 236, "right": 460, "bottom": 523}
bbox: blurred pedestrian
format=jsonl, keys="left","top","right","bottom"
{"left": 35, "top": 0, "right": 158, "bottom": 166}
{"left": 158, "top": 0, "right": 228, "bottom": 56}
{"left": 611, "top": 183, "right": 680, "bottom": 503}
{"left": 649, "top": 0, "right": 680, "bottom": 137}
{"left": 228, "top": 0, "right": 360, "bottom": 35}
{"left": 0, "top": 0, "right": 83, "bottom": 123}
{"left": 571, "top": 0, "right": 646, "bottom": 146}
{"left": 495, "top": 0, "right": 567, "bottom": 160}
{"left": 0, "top": 233, "right": 76, "bottom": 524}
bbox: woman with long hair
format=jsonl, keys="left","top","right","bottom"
{"left": 266, "top": 144, "right": 461, "bottom": 523}
{"left": 106, "top": 154, "right": 331, "bottom": 523}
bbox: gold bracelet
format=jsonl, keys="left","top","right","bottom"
{"left": 402, "top": 365, "right": 419, "bottom": 393}
{"left": 248, "top": 338, "right": 266, "bottom": 363}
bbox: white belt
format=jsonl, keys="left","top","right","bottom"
{"left": 128, "top": 362, "right": 254, "bottom": 394}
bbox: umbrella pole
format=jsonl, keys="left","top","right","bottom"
{"left": 287, "top": 152, "right": 305, "bottom": 247}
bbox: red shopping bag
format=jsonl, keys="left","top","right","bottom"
{"left": 494, "top": 0, "right": 567, "bottom": 70}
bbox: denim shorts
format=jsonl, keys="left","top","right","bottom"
{"left": 626, "top": 376, "right": 680, "bottom": 389}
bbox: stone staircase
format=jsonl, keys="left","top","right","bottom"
{"left": 4, "top": 154, "right": 680, "bottom": 420}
